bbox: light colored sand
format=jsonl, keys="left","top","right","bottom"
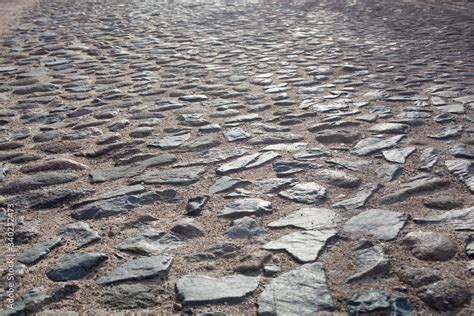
{"left": 0, "top": 0, "right": 39, "bottom": 35}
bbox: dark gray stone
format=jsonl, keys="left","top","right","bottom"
{"left": 17, "top": 238, "right": 62, "bottom": 265}
{"left": 46, "top": 253, "right": 107, "bottom": 281}
{"left": 97, "top": 256, "right": 172, "bottom": 285}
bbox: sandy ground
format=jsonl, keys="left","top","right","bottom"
{"left": 0, "top": 0, "right": 39, "bottom": 35}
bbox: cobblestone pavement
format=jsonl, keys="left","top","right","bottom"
{"left": 0, "top": 0, "right": 473, "bottom": 314}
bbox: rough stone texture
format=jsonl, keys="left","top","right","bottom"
{"left": 414, "top": 207, "right": 474, "bottom": 231}
{"left": 343, "top": 209, "right": 407, "bottom": 241}
{"left": 257, "top": 263, "right": 334, "bottom": 315}
{"left": 176, "top": 274, "right": 260, "bottom": 306}
{"left": 278, "top": 182, "right": 327, "bottom": 204}
{"left": 46, "top": 253, "right": 107, "bottom": 282}
{"left": 417, "top": 278, "right": 471, "bottom": 311}
{"left": 267, "top": 207, "right": 340, "bottom": 230}
{"left": 402, "top": 231, "right": 458, "bottom": 261}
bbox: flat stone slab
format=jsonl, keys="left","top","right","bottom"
{"left": 176, "top": 274, "right": 260, "bottom": 306}
{"left": 131, "top": 167, "right": 206, "bottom": 185}
{"left": 347, "top": 246, "right": 390, "bottom": 282}
{"left": 0, "top": 172, "right": 78, "bottom": 195}
{"left": 332, "top": 183, "right": 381, "bottom": 210}
{"left": 257, "top": 262, "right": 334, "bottom": 314}
{"left": 118, "top": 229, "right": 183, "bottom": 256}
{"left": 46, "top": 252, "right": 107, "bottom": 282}
{"left": 380, "top": 176, "right": 449, "bottom": 204}
{"left": 267, "top": 207, "right": 341, "bottom": 230}
{"left": 351, "top": 135, "right": 404, "bottom": 156}
{"left": 382, "top": 147, "right": 416, "bottom": 164}
{"left": 343, "top": 209, "right": 407, "bottom": 240}
{"left": 217, "top": 151, "right": 280, "bottom": 175}
{"left": 263, "top": 230, "right": 336, "bottom": 262}
{"left": 218, "top": 198, "right": 272, "bottom": 218}
{"left": 278, "top": 182, "right": 327, "bottom": 204}
{"left": 445, "top": 159, "right": 474, "bottom": 193}
{"left": 17, "top": 238, "right": 62, "bottom": 265}
{"left": 97, "top": 256, "right": 172, "bottom": 285}
{"left": 413, "top": 207, "right": 474, "bottom": 231}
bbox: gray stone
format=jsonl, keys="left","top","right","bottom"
{"left": 185, "top": 195, "right": 209, "bottom": 216}
{"left": 273, "top": 160, "right": 320, "bottom": 177}
{"left": 223, "top": 128, "right": 250, "bottom": 142}
{"left": 118, "top": 229, "right": 183, "bottom": 256}
{"left": 279, "top": 182, "right": 327, "bottom": 205}
{"left": 343, "top": 209, "right": 407, "bottom": 241}
{"left": 131, "top": 167, "right": 206, "bottom": 185}
{"left": 315, "top": 169, "right": 361, "bottom": 188}
{"left": 414, "top": 207, "right": 474, "bottom": 231}
{"left": 209, "top": 176, "right": 248, "bottom": 194}
{"left": 186, "top": 243, "right": 240, "bottom": 262}
{"left": 46, "top": 253, "right": 107, "bottom": 281}
{"left": 101, "top": 284, "right": 162, "bottom": 309}
{"left": 225, "top": 217, "right": 264, "bottom": 239}
{"left": 429, "top": 125, "right": 463, "bottom": 139}
{"left": 176, "top": 274, "right": 260, "bottom": 306}
{"left": 369, "top": 123, "right": 409, "bottom": 134}
{"left": 445, "top": 159, "right": 474, "bottom": 193}
{"left": 152, "top": 132, "right": 191, "bottom": 149}
{"left": 248, "top": 133, "right": 304, "bottom": 145}
{"left": 58, "top": 222, "right": 100, "bottom": 248}
{"left": 178, "top": 95, "right": 208, "bottom": 102}
{"left": 423, "top": 196, "right": 464, "bottom": 210}
{"left": 252, "top": 178, "right": 294, "bottom": 194}
{"left": 377, "top": 164, "right": 402, "bottom": 182}
{"left": 263, "top": 230, "right": 336, "bottom": 263}
{"left": 268, "top": 207, "right": 340, "bottom": 230}
{"left": 380, "top": 176, "right": 449, "bottom": 204}
{"left": 347, "top": 292, "right": 391, "bottom": 315}
{"left": 382, "top": 147, "right": 416, "bottom": 164}
{"left": 89, "top": 154, "right": 176, "bottom": 183}
{"left": 20, "top": 159, "right": 88, "bottom": 173}
{"left": 315, "top": 130, "right": 360, "bottom": 144}
{"left": 171, "top": 218, "right": 205, "bottom": 239}
{"left": 257, "top": 262, "right": 334, "bottom": 315}
{"left": 218, "top": 198, "right": 272, "bottom": 218}
{"left": 71, "top": 191, "right": 161, "bottom": 220}
{"left": 0, "top": 172, "right": 78, "bottom": 195}
{"left": 217, "top": 151, "right": 280, "bottom": 175}
{"left": 418, "top": 278, "right": 471, "bottom": 311}
{"left": 17, "top": 238, "right": 62, "bottom": 265}
{"left": 332, "top": 183, "right": 381, "bottom": 210}
{"left": 234, "top": 251, "right": 272, "bottom": 273}
{"left": 97, "top": 256, "right": 172, "bottom": 285}
{"left": 351, "top": 135, "right": 404, "bottom": 156}
{"left": 347, "top": 246, "right": 390, "bottom": 282}
{"left": 451, "top": 144, "right": 474, "bottom": 159}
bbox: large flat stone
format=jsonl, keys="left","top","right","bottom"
{"left": 257, "top": 262, "right": 334, "bottom": 314}
{"left": 176, "top": 274, "right": 260, "bottom": 306}
{"left": 343, "top": 209, "right": 407, "bottom": 241}
{"left": 267, "top": 207, "right": 340, "bottom": 230}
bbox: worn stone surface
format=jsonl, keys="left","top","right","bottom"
{"left": 46, "top": 253, "right": 107, "bottom": 282}
{"left": 257, "top": 263, "right": 334, "bottom": 315}
{"left": 176, "top": 274, "right": 260, "bottom": 306}
{"left": 343, "top": 209, "right": 407, "bottom": 241}
{"left": 279, "top": 182, "right": 327, "bottom": 205}
{"left": 402, "top": 231, "right": 458, "bottom": 261}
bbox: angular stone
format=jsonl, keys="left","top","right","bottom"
{"left": 314, "top": 169, "right": 361, "bottom": 188}
{"left": 131, "top": 167, "right": 205, "bottom": 185}
{"left": 347, "top": 292, "right": 391, "bottom": 315}
{"left": 420, "top": 147, "right": 440, "bottom": 171}
{"left": 217, "top": 151, "right": 280, "bottom": 175}
{"left": 225, "top": 217, "right": 264, "bottom": 239}
{"left": 234, "top": 251, "right": 272, "bottom": 273}
{"left": 101, "top": 284, "right": 162, "bottom": 310}
{"left": 0, "top": 172, "right": 78, "bottom": 195}
{"left": 176, "top": 274, "right": 260, "bottom": 306}
{"left": 152, "top": 132, "right": 191, "bottom": 149}
{"left": 185, "top": 195, "right": 209, "bottom": 216}
{"left": 343, "top": 209, "right": 407, "bottom": 241}
{"left": 17, "top": 238, "right": 62, "bottom": 265}
{"left": 178, "top": 95, "right": 208, "bottom": 102}
{"left": 413, "top": 207, "right": 474, "bottom": 231}
{"left": 315, "top": 130, "right": 360, "bottom": 144}
{"left": 223, "top": 128, "right": 250, "bottom": 142}
{"left": 445, "top": 159, "right": 474, "bottom": 193}
{"left": 118, "top": 229, "right": 183, "bottom": 256}
{"left": 257, "top": 263, "right": 334, "bottom": 315}
{"left": 351, "top": 135, "right": 404, "bottom": 156}
{"left": 380, "top": 177, "right": 449, "bottom": 204}
{"left": 171, "top": 218, "right": 205, "bottom": 239}
{"left": 347, "top": 246, "right": 390, "bottom": 282}
{"left": 58, "top": 222, "right": 100, "bottom": 248}
{"left": 263, "top": 230, "right": 336, "bottom": 263}
{"left": 382, "top": 147, "right": 416, "bottom": 164}
{"left": 218, "top": 198, "right": 272, "bottom": 219}
{"left": 71, "top": 191, "right": 161, "bottom": 220}
{"left": 97, "top": 256, "right": 172, "bottom": 285}
{"left": 89, "top": 154, "right": 176, "bottom": 183}
{"left": 369, "top": 123, "right": 409, "bottom": 134}
{"left": 333, "top": 183, "right": 381, "bottom": 210}
{"left": 46, "top": 253, "right": 107, "bottom": 281}
{"left": 20, "top": 159, "right": 87, "bottom": 173}
{"left": 423, "top": 196, "right": 464, "bottom": 210}
{"left": 402, "top": 231, "right": 458, "bottom": 261}
{"left": 248, "top": 133, "right": 304, "bottom": 145}
{"left": 273, "top": 160, "right": 320, "bottom": 177}
{"left": 268, "top": 207, "right": 340, "bottom": 230}
{"left": 186, "top": 243, "right": 240, "bottom": 262}
{"left": 279, "top": 182, "right": 327, "bottom": 205}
